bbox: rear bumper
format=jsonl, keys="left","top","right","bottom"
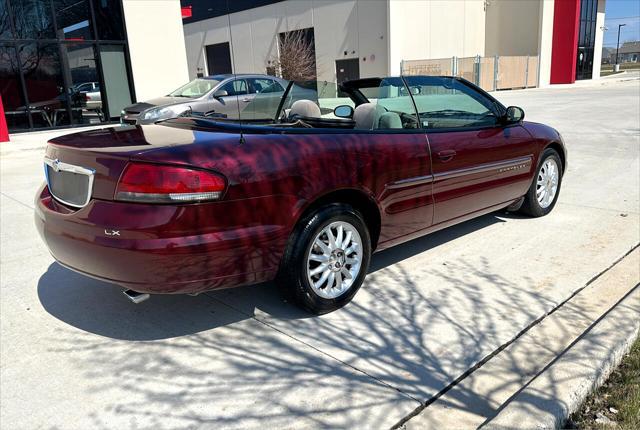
{"left": 35, "top": 184, "right": 289, "bottom": 294}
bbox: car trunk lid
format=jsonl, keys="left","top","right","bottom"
{"left": 45, "top": 123, "right": 242, "bottom": 206}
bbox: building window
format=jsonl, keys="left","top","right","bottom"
{"left": 9, "top": 0, "right": 56, "bottom": 40}
{"left": 0, "top": 0, "right": 134, "bottom": 132}
{"left": 92, "top": 0, "right": 126, "bottom": 40}
{"left": 576, "top": 0, "right": 598, "bottom": 80}
{"left": 0, "top": 44, "right": 29, "bottom": 130}
{"left": 19, "top": 42, "right": 72, "bottom": 127}
{"left": 0, "top": 0, "right": 13, "bottom": 40}
{"left": 54, "top": 0, "right": 94, "bottom": 41}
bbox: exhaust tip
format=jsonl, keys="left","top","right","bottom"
{"left": 123, "top": 289, "right": 150, "bottom": 304}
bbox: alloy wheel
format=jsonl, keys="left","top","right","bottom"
{"left": 536, "top": 158, "right": 559, "bottom": 209}
{"left": 306, "top": 221, "right": 363, "bottom": 299}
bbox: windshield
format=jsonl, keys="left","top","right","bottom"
{"left": 168, "top": 79, "right": 221, "bottom": 98}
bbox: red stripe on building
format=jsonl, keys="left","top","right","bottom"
{"left": 550, "top": 0, "right": 581, "bottom": 84}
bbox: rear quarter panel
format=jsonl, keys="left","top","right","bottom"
{"left": 138, "top": 127, "right": 434, "bottom": 247}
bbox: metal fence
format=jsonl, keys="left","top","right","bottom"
{"left": 401, "top": 55, "right": 539, "bottom": 92}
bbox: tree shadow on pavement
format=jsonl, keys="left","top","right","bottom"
{"left": 35, "top": 211, "right": 601, "bottom": 429}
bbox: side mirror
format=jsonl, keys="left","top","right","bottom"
{"left": 213, "top": 89, "right": 228, "bottom": 99}
{"left": 505, "top": 106, "right": 525, "bottom": 123}
{"left": 334, "top": 105, "right": 354, "bottom": 118}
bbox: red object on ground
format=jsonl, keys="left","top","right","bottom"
{"left": 0, "top": 95, "right": 9, "bottom": 142}
{"left": 181, "top": 5, "right": 192, "bottom": 19}
{"left": 550, "top": 0, "right": 580, "bottom": 84}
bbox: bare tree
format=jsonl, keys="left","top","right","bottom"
{"left": 270, "top": 30, "right": 317, "bottom": 81}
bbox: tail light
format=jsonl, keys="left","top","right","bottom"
{"left": 115, "top": 162, "right": 226, "bottom": 203}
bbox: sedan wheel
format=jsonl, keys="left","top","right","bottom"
{"left": 278, "top": 204, "right": 371, "bottom": 314}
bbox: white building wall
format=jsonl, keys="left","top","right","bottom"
{"left": 485, "top": 0, "right": 542, "bottom": 57}
{"left": 537, "top": 0, "right": 555, "bottom": 87}
{"left": 388, "top": 0, "right": 486, "bottom": 75}
{"left": 122, "top": 0, "right": 189, "bottom": 101}
{"left": 182, "top": 0, "right": 389, "bottom": 83}
{"left": 182, "top": 0, "right": 607, "bottom": 87}
{"left": 592, "top": 0, "right": 606, "bottom": 79}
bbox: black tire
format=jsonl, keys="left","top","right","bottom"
{"left": 277, "top": 203, "right": 372, "bottom": 314}
{"left": 520, "top": 148, "right": 563, "bottom": 217}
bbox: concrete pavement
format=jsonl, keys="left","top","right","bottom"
{"left": 402, "top": 248, "right": 639, "bottom": 429}
{"left": 1, "top": 80, "right": 639, "bottom": 429}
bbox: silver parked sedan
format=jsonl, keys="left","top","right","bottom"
{"left": 120, "top": 74, "right": 289, "bottom": 125}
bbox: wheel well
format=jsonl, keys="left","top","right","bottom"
{"left": 545, "top": 142, "right": 566, "bottom": 173}
{"left": 297, "top": 189, "right": 382, "bottom": 250}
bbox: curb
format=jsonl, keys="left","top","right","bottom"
{"left": 398, "top": 246, "right": 640, "bottom": 430}
{"left": 500, "top": 72, "right": 639, "bottom": 94}
{"left": 483, "top": 286, "right": 640, "bottom": 429}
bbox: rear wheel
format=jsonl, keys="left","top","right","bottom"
{"left": 520, "top": 148, "right": 563, "bottom": 217}
{"left": 278, "top": 204, "right": 371, "bottom": 314}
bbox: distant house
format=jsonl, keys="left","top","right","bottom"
{"left": 601, "top": 47, "right": 615, "bottom": 64}
{"left": 617, "top": 41, "right": 640, "bottom": 63}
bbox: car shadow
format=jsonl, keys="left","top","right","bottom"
{"left": 37, "top": 212, "right": 506, "bottom": 341}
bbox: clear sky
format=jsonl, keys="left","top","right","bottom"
{"left": 603, "top": 0, "right": 640, "bottom": 47}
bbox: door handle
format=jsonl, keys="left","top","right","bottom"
{"left": 437, "top": 150, "right": 457, "bottom": 162}
{"left": 241, "top": 98, "right": 251, "bottom": 102}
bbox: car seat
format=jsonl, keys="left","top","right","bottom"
{"left": 289, "top": 100, "right": 321, "bottom": 119}
{"left": 354, "top": 103, "right": 401, "bottom": 129}
{"left": 378, "top": 112, "right": 403, "bottom": 129}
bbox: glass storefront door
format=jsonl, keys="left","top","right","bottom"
{"left": 576, "top": 0, "right": 598, "bottom": 80}
{"left": 19, "top": 43, "right": 72, "bottom": 128}
{"left": 0, "top": 44, "right": 29, "bottom": 131}
{"left": 65, "top": 43, "right": 103, "bottom": 125}
{"left": 99, "top": 44, "right": 132, "bottom": 119}
{"left": 0, "top": 0, "right": 134, "bottom": 132}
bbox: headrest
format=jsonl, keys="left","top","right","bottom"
{"left": 289, "top": 100, "right": 321, "bottom": 118}
{"left": 378, "top": 112, "right": 403, "bottom": 129}
{"left": 354, "top": 103, "right": 385, "bottom": 129}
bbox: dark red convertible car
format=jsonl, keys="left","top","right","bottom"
{"left": 35, "top": 76, "right": 566, "bottom": 314}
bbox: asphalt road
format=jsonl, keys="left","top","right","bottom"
{"left": 1, "top": 79, "right": 639, "bottom": 429}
